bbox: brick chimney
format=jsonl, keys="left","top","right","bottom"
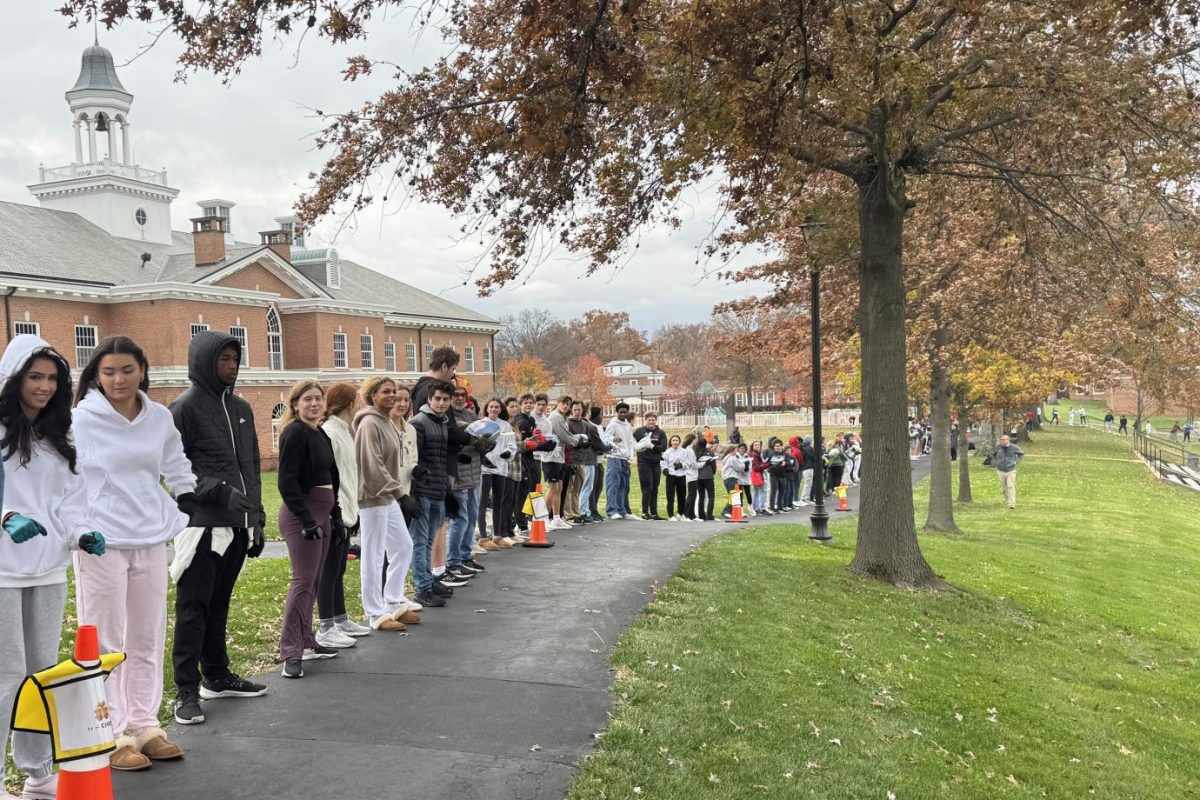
{"left": 191, "top": 216, "right": 227, "bottom": 265}
{"left": 259, "top": 229, "right": 292, "bottom": 262}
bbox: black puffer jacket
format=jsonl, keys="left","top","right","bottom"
{"left": 170, "top": 332, "right": 264, "bottom": 529}
{"left": 410, "top": 404, "right": 452, "bottom": 500}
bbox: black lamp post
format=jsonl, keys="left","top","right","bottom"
{"left": 801, "top": 217, "right": 832, "bottom": 542}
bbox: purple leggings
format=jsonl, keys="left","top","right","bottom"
{"left": 279, "top": 487, "right": 334, "bottom": 660}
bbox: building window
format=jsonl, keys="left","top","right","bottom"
{"left": 766, "top": 391, "right": 776, "bottom": 406}
{"left": 360, "top": 334, "right": 374, "bottom": 369}
{"left": 735, "top": 392, "right": 746, "bottom": 406}
{"left": 266, "top": 307, "right": 283, "bottom": 370}
{"left": 482, "top": 346, "right": 492, "bottom": 373}
{"left": 333, "top": 332, "right": 347, "bottom": 368}
{"left": 271, "top": 402, "right": 287, "bottom": 452}
{"left": 229, "top": 326, "right": 248, "bottom": 367}
{"left": 405, "top": 342, "right": 417, "bottom": 372}
{"left": 464, "top": 345, "right": 475, "bottom": 373}
{"left": 424, "top": 343, "right": 434, "bottom": 368}
{"left": 74, "top": 325, "right": 98, "bottom": 368}
{"left": 384, "top": 340, "right": 396, "bottom": 372}
{"left": 190, "top": 323, "right": 210, "bottom": 339}
{"left": 14, "top": 321, "right": 39, "bottom": 337}
{"left": 754, "top": 391, "right": 765, "bottom": 406}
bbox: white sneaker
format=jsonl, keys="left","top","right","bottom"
{"left": 608, "top": 513, "right": 624, "bottom": 520}
{"left": 669, "top": 515, "right": 680, "bottom": 522}
{"left": 316, "top": 628, "right": 357, "bottom": 649}
{"left": 558, "top": 517, "right": 574, "bottom": 528}
{"left": 548, "top": 518, "right": 569, "bottom": 531}
{"left": 512, "top": 532, "right": 529, "bottom": 543}
{"left": 302, "top": 646, "right": 339, "bottom": 660}
{"left": 21, "top": 774, "right": 56, "bottom": 800}
{"left": 471, "top": 542, "right": 488, "bottom": 555}
{"left": 336, "top": 618, "right": 373, "bottom": 637}
{"left": 626, "top": 513, "right": 642, "bottom": 520}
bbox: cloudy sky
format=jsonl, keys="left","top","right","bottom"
{"left": 1, "top": 6, "right": 772, "bottom": 332}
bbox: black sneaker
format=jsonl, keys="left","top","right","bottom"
{"left": 302, "top": 645, "right": 339, "bottom": 661}
{"left": 431, "top": 581, "right": 455, "bottom": 598}
{"left": 589, "top": 514, "right": 605, "bottom": 522}
{"left": 199, "top": 673, "right": 267, "bottom": 699}
{"left": 416, "top": 589, "right": 447, "bottom": 607}
{"left": 446, "top": 565, "right": 475, "bottom": 581}
{"left": 437, "top": 572, "right": 468, "bottom": 587}
{"left": 459, "top": 561, "right": 484, "bottom": 574}
{"left": 281, "top": 658, "right": 304, "bottom": 679}
{"left": 173, "top": 687, "right": 205, "bottom": 725}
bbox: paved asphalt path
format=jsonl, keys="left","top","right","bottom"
{"left": 126, "top": 457, "right": 930, "bottom": 800}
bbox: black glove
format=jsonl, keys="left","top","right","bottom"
{"left": 398, "top": 494, "right": 421, "bottom": 521}
{"left": 331, "top": 506, "right": 345, "bottom": 529}
{"left": 537, "top": 439, "right": 557, "bottom": 452}
{"left": 412, "top": 463, "right": 430, "bottom": 482}
{"left": 334, "top": 520, "right": 351, "bottom": 544}
{"left": 457, "top": 451, "right": 473, "bottom": 464}
{"left": 246, "top": 526, "right": 265, "bottom": 558}
{"left": 175, "top": 492, "right": 198, "bottom": 516}
{"left": 216, "top": 484, "right": 256, "bottom": 513}
{"left": 302, "top": 523, "right": 322, "bottom": 540}
{"left": 473, "top": 435, "right": 497, "bottom": 454}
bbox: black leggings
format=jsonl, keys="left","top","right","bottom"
{"left": 694, "top": 478, "right": 715, "bottom": 520}
{"left": 665, "top": 474, "right": 688, "bottom": 517}
{"left": 638, "top": 461, "right": 661, "bottom": 516}
{"left": 479, "top": 474, "right": 511, "bottom": 538}
{"left": 317, "top": 523, "right": 351, "bottom": 621}
{"left": 504, "top": 478, "right": 521, "bottom": 534}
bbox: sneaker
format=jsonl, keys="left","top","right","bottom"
{"left": 625, "top": 513, "right": 641, "bottom": 520}
{"left": 173, "top": 688, "right": 205, "bottom": 725}
{"left": 316, "top": 627, "right": 357, "bottom": 649}
{"left": 281, "top": 658, "right": 304, "bottom": 679}
{"left": 447, "top": 564, "right": 476, "bottom": 580}
{"left": 370, "top": 614, "right": 407, "bottom": 631}
{"left": 512, "top": 533, "right": 529, "bottom": 543}
{"left": 589, "top": 514, "right": 605, "bottom": 522}
{"left": 336, "top": 618, "right": 373, "bottom": 637}
{"left": 558, "top": 517, "right": 575, "bottom": 528}
{"left": 479, "top": 538, "right": 502, "bottom": 551}
{"left": 548, "top": 518, "right": 569, "bottom": 531}
{"left": 669, "top": 515, "right": 680, "bottom": 522}
{"left": 20, "top": 774, "right": 56, "bottom": 800}
{"left": 467, "top": 558, "right": 487, "bottom": 572}
{"left": 416, "top": 590, "right": 447, "bottom": 607}
{"left": 431, "top": 581, "right": 455, "bottom": 598}
{"left": 458, "top": 561, "right": 484, "bottom": 574}
{"left": 499, "top": 536, "right": 518, "bottom": 546}
{"left": 199, "top": 673, "right": 267, "bottom": 699}
{"left": 302, "top": 645, "right": 339, "bottom": 661}
{"left": 437, "top": 572, "right": 468, "bottom": 587}
{"left": 722, "top": 512, "right": 733, "bottom": 520}
{"left": 608, "top": 513, "right": 623, "bottom": 520}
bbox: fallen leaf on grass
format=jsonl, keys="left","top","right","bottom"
{"left": 829, "top": 738, "right": 842, "bottom": 746}
{"left": 474, "top": 609, "right": 487, "bottom": 613}
{"left": 529, "top": 744, "right": 542, "bottom": 752}
{"left": 1007, "top": 775, "right": 1020, "bottom": 787}
{"left": 1117, "top": 743, "right": 1134, "bottom": 756}
{"left": 708, "top": 773, "right": 720, "bottom": 784}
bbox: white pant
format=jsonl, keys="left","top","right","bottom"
{"left": 359, "top": 503, "right": 413, "bottom": 618}
{"left": 74, "top": 545, "right": 168, "bottom": 736}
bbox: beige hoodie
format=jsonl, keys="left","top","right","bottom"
{"left": 353, "top": 405, "right": 405, "bottom": 508}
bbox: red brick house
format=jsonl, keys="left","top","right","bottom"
{"left": 1, "top": 43, "right": 500, "bottom": 467}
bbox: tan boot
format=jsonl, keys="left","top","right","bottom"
{"left": 134, "top": 727, "right": 183, "bottom": 761}
{"left": 478, "top": 538, "right": 500, "bottom": 552}
{"left": 110, "top": 735, "right": 152, "bottom": 771}
{"left": 492, "top": 536, "right": 514, "bottom": 549}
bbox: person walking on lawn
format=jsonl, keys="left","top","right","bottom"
{"left": 989, "top": 434, "right": 1025, "bottom": 509}
{"left": 73, "top": 335, "right": 192, "bottom": 770}
{"left": 169, "top": 331, "right": 267, "bottom": 726}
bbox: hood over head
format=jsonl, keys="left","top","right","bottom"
{"left": 802, "top": 436, "right": 813, "bottom": 445}
{"left": 788, "top": 436, "right": 800, "bottom": 447}
{"left": 187, "top": 331, "right": 240, "bottom": 396}
{"left": 0, "top": 334, "right": 70, "bottom": 390}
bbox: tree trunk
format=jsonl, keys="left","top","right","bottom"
{"left": 848, "top": 170, "right": 944, "bottom": 588}
{"left": 923, "top": 323, "right": 959, "bottom": 533}
{"left": 957, "top": 434, "right": 973, "bottom": 503}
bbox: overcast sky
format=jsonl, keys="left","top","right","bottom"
{"left": 1, "top": 7, "right": 772, "bottom": 333}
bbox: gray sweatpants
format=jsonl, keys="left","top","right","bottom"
{"left": 0, "top": 582, "right": 67, "bottom": 781}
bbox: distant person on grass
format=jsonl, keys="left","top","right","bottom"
{"left": 989, "top": 434, "right": 1025, "bottom": 510}
{"left": 1119, "top": 415, "right": 1128, "bottom": 435}
{"left": 1104, "top": 410, "right": 1115, "bottom": 433}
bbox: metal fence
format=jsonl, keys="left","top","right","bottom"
{"left": 1134, "top": 431, "right": 1200, "bottom": 489}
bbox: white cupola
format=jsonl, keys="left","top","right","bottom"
{"left": 27, "top": 37, "right": 179, "bottom": 245}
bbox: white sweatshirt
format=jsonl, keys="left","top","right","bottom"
{"left": 662, "top": 446, "right": 695, "bottom": 477}
{"left": 322, "top": 415, "right": 360, "bottom": 527}
{"left": 74, "top": 389, "right": 195, "bottom": 549}
{"left": 0, "top": 334, "right": 92, "bottom": 587}
{"left": 605, "top": 417, "right": 635, "bottom": 461}
{"left": 482, "top": 419, "right": 518, "bottom": 476}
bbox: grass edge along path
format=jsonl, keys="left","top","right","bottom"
{"left": 565, "top": 427, "right": 1200, "bottom": 800}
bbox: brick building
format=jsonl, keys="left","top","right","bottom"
{"left": 1, "top": 42, "right": 499, "bottom": 467}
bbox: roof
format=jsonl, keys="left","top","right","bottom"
{"left": 68, "top": 44, "right": 130, "bottom": 97}
{"left": 605, "top": 359, "right": 658, "bottom": 374}
{"left": 330, "top": 259, "right": 498, "bottom": 324}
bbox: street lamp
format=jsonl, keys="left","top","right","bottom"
{"left": 800, "top": 216, "right": 832, "bottom": 542}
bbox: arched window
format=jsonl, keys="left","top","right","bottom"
{"left": 271, "top": 402, "right": 287, "bottom": 452}
{"left": 266, "top": 307, "right": 283, "bottom": 370}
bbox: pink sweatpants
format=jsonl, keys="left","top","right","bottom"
{"left": 74, "top": 545, "right": 168, "bottom": 737}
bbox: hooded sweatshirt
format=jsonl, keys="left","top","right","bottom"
{"left": 0, "top": 335, "right": 93, "bottom": 588}
{"left": 663, "top": 446, "right": 695, "bottom": 477}
{"left": 353, "top": 405, "right": 406, "bottom": 508}
{"left": 322, "top": 414, "right": 360, "bottom": 526}
{"left": 74, "top": 388, "right": 195, "bottom": 548}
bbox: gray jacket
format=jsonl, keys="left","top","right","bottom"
{"left": 989, "top": 443, "right": 1024, "bottom": 472}
{"left": 453, "top": 408, "right": 482, "bottom": 490}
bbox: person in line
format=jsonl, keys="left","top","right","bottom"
{"left": 409, "top": 380, "right": 463, "bottom": 607}
{"left": 564, "top": 401, "right": 590, "bottom": 523}
{"left": 662, "top": 435, "right": 693, "bottom": 521}
{"left": 766, "top": 439, "right": 793, "bottom": 512}
{"left": 1118, "top": 414, "right": 1129, "bottom": 435}
{"left": 719, "top": 444, "right": 749, "bottom": 519}
{"left": 169, "top": 332, "right": 267, "bottom": 726}
{"left": 449, "top": 386, "right": 490, "bottom": 564}
{"left": 512, "top": 393, "right": 551, "bottom": 537}
{"left": 545, "top": 395, "right": 589, "bottom": 530}
{"left": 787, "top": 436, "right": 803, "bottom": 509}
{"left": 1079, "top": 407, "right": 1088, "bottom": 427}
{"left": 354, "top": 376, "right": 419, "bottom": 629}
{"left": 799, "top": 436, "right": 816, "bottom": 504}
{"left": 825, "top": 437, "right": 847, "bottom": 493}
{"left": 317, "top": 382, "right": 372, "bottom": 647}
{"left": 73, "top": 336, "right": 191, "bottom": 770}
{"left": 1, "top": 335, "right": 106, "bottom": 799}
{"left": 989, "top": 434, "right": 1025, "bottom": 509}
{"left": 603, "top": 402, "right": 634, "bottom": 519}
{"left": 586, "top": 405, "right": 608, "bottom": 523}
{"left": 950, "top": 421, "right": 960, "bottom": 462}
{"left": 478, "top": 397, "right": 517, "bottom": 548}
{"left": 632, "top": 412, "right": 668, "bottom": 520}
{"left": 693, "top": 439, "right": 718, "bottom": 521}
{"left": 571, "top": 402, "right": 608, "bottom": 524}
{"left": 681, "top": 432, "right": 700, "bottom": 519}
{"left": 275, "top": 380, "right": 344, "bottom": 678}
{"left": 749, "top": 440, "right": 769, "bottom": 515}
{"left": 531, "top": 393, "right": 553, "bottom": 508}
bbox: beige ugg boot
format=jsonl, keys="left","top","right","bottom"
{"left": 111, "top": 734, "right": 152, "bottom": 771}
{"left": 134, "top": 727, "right": 183, "bottom": 761}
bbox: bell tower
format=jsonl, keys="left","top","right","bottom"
{"left": 27, "top": 37, "right": 179, "bottom": 245}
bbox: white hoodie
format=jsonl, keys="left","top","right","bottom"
{"left": 662, "top": 446, "right": 695, "bottom": 477}
{"left": 73, "top": 389, "right": 195, "bottom": 548}
{"left": 605, "top": 416, "right": 635, "bottom": 461}
{"left": 0, "top": 334, "right": 93, "bottom": 588}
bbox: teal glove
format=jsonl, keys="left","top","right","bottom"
{"left": 3, "top": 514, "right": 47, "bottom": 543}
{"left": 79, "top": 532, "right": 106, "bottom": 556}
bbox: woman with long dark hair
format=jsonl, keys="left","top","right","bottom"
{"left": 276, "top": 380, "right": 343, "bottom": 678}
{"left": 73, "top": 336, "right": 194, "bottom": 770}
{"left": 0, "top": 335, "right": 106, "bottom": 799}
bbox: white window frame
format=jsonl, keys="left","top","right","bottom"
{"left": 405, "top": 342, "right": 417, "bottom": 372}
{"left": 74, "top": 324, "right": 98, "bottom": 368}
{"left": 13, "top": 321, "right": 40, "bottom": 337}
{"left": 424, "top": 343, "right": 434, "bottom": 368}
{"left": 464, "top": 345, "right": 475, "bottom": 373}
{"left": 360, "top": 334, "right": 374, "bottom": 369}
{"left": 483, "top": 346, "right": 492, "bottom": 373}
{"left": 190, "top": 323, "right": 210, "bottom": 339}
{"left": 271, "top": 402, "right": 287, "bottom": 452}
{"left": 735, "top": 392, "right": 746, "bottom": 406}
{"left": 333, "top": 332, "right": 348, "bottom": 369}
{"left": 267, "top": 307, "right": 283, "bottom": 370}
{"left": 229, "top": 325, "right": 248, "bottom": 367}
{"left": 384, "top": 340, "right": 396, "bottom": 372}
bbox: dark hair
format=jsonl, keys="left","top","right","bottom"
{"left": 429, "top": 346, "right": 460, "bottom": 371}
{"left": 75, "top": 335, "right": 151, "bottom": 404}
{"left": 534, "top": 393, "right": 549, "bottom": 403}
{"left": 323, "top": 382, "right": 358, "bottom": 421}
{"left": 615, "top": 402, "right": 630, "bottom": 412}
{"left": 558, "top": 394, "right": 573, "bottom": 405}
{"left": 570, "top": 400, "right": 584, "bottom": 411}
{"left": 483, "top": 396, "right": 508, "bottom": 421}
{"left": 519, "top": 393, "right": 535, "bottom": 403}
{"left": 1, "top": 347, "right": 77, "bottom": 472}
{"left": 589, "top": 405, "right": 603, "bottom": 423}
{"left": 504, "top": 396, "right": 518, "bottom": 407}
{"left": 429, "top": 379, "right": 456, "bottom": 398}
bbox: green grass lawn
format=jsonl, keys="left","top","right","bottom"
{"left": 566, "top": 426, "right": 1200, "bottom": 799}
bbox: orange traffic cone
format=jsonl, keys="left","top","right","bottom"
{"left": 725, "top": 486, "right": 749, "bottom": 524}
{"left": 522, "top": 484, "right": 555, "bottom": 548}
{"left": 55, "top": 626, "right": 118, "bottom": 800}
{"left": 835, "top": 483, "right": 851, "bottom": 511}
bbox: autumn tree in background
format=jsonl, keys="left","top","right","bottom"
{"left": 496, "top": 355, "right": 555, "bottom": 397}
{"left": 495, "top": 309, "right": 559, "bottom": 365}
{"left": 571, "top": 311, "right": 650, "bottom": 366}
{"left": 710, "top": 312, "right": 784, "bottom": 413}
{"left": 653, "top": 322, "right": 717, "bottom": 418}
{"left": 565, "top": 354, "right": 614, "bottom": 409}
{"left": 75, "top": 0, "right": 1200, "bottom": 589}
